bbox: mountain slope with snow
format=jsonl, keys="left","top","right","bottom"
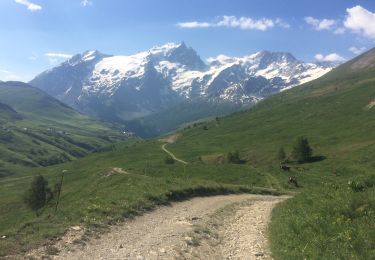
{"left": 30, "top": 42, "right": 333, "bottom": 131}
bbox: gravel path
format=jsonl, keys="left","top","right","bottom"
{"left": 221, "top": 198, "right": 285, "bottom": 259}
{"left": 161, "top": 143, "right": 188, "bottom": 164}
{"left": 25, "top": 194, "right": 288, "bottom": 259}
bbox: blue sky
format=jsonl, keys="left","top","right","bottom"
{"left": 1, "top": 0, "right": 375, "bottom": 81}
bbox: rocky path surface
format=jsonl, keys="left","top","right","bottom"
{"left": 220, "top": 198, "right": 285, "bottom": 259}
{"left": 25, "top": 194, "right": 288, "bottom": 259}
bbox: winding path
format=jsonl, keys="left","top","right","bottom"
{"left": 161, "top": 143, "right": 189, "bottom": 164}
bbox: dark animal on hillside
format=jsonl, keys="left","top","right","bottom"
{"left": 289, "top": 176, "right": 298, "bottom": 187}
{"left": 280, "top": 164, "right": 291, "bottom": 171}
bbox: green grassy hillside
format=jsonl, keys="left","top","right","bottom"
{"left": 0, "top": 49, "right": 375, "bottom": 258}
{"left": 0, "top": 82, "right": 125, "bottom": 176}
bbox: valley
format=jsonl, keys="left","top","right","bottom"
{"left": 0, "top": 81, "right": 126, "bottom": 177}
{"left": 0, "top": 47, "right": 375, "bottom": 259}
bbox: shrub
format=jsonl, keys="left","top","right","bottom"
{"left": 348, "top": 180, "right": 365, "bottom": 192}
{"left": 24, "top": 175, "right": 53, "bottom": 214}
{"left": 292, "top": 136, "right": 312, "bottom": 163}
{"left": 164, "top": 155, "right": 175, "bottom": 164}
{"left": 227, "top": 151, "right": 241, "bottom": 164}
{"left": 348, "top": 175, "right": 375, "bottom": 192}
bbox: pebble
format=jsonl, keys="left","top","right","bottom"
{"left": 71, "top": 226, "right": 82, "bottom": 231}
{"left": 1, "top": 235, "right": 6, "bottom": 239}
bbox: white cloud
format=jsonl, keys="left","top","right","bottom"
{"left": 344, "top": 5, "right": 375, "bottom": 40}
{"left": 81, "top": 0, "right": 93, "bottom": 7}
{"left": 45, "top": 53, "right": 73, "bottom": 59}
{"left": 14, "top": 0, "right": 42, "bottom": 11}
{"left": 177, "top": 16, "right": 289, "bottom": 31}
{"left": 177, "top": 21, "right": 211, "bottom": 28}
{"left": 275, "top": 18, "right": 291, "bottom": 28}
{"left": 217, "top": 16, "right": 275, "bottom": 30}
{"left": 304, "top": 16, "right": 336, "bottom": 31}
{"left": 348, "top": 46, "right": 367, "bottom": 55}
{"left": 315, "top": 53, "right": 346, "bottom": 62}
{"left": 45, "top": 53, "right": 73, "bottom": 65}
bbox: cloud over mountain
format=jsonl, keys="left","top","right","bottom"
{"left": 177, "top": 16, "right": 289, "bottom": 31}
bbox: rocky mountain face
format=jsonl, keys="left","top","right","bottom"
{"left": 30, "top": 42, "right": 333, "bottom": 125}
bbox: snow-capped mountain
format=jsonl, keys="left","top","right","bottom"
{"left": 30, "top": 42, "right": 333, "bottom": 123}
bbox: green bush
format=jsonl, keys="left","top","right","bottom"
{"left": 227, "top": 151, "right": 241, "bottom": 164}
{"left": 348, "top": 175, "right": 375, "bottom": 192}
{"left": 24, "top": 175, "right": 52, "bottom": 214}
{"left": 348, "top": 180, "right": 365, "bottom": 192}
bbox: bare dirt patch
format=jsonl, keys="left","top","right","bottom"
{"left": 102, "top": 167, "right": 129, "bottom": 178}
{"left": 159, "top": 134, "right": 181, "bottom": 144}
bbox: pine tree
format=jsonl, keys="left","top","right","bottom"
{"left": 292, "top": 137, "right": 312, "bottom": 163}
{"left": 24, "top": 175, "right": 49, "bottom": 213}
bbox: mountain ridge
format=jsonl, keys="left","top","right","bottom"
{"left": 30, "top": 42, "right": 334, "bottom": 132}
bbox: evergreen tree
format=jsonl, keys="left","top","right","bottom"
{"left": 292, "top": 137, "right": 312, "bottom": 163}
{"left": 24, "top": 175, "right": 49, "bottom": 213}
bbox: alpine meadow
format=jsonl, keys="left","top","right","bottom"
{"left": 1, "top": 1, "right": 375, "bottom": 259}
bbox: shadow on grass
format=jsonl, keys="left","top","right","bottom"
{"left": 308, "top": 155, "right": 326, "bottom": 163}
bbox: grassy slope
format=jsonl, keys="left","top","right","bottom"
{"left": 1, "top": 49, "right": 375, "bottom": 258}
{"left": 0, "top": 81, "right": 125, "bottom": 176}
{"left": 167, "top": 48, "right": 375, "bottom": 259}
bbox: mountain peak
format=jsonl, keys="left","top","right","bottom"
{"left": 82, "top": 50, "right": 105, "bottom": 61}
{"left": 166, "top": 42, "right": 207, "bottom": 70}
{"left": 254, "top": 51, "right": 297, "bottom": 62}
{"left": 66, "top": 50, "right": 109, "bottom": 66}
{"left": 148, "top": 42, "right": 182, "bottom": 56}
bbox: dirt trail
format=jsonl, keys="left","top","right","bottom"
{"left": 160, "top": 134, "right": 188, "bottom": 164}
{"left": 161, "top": 143, "right": 188, "bottom": 165}
{"left": 26, "top": 194, "right": 288, "bottom": 259}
